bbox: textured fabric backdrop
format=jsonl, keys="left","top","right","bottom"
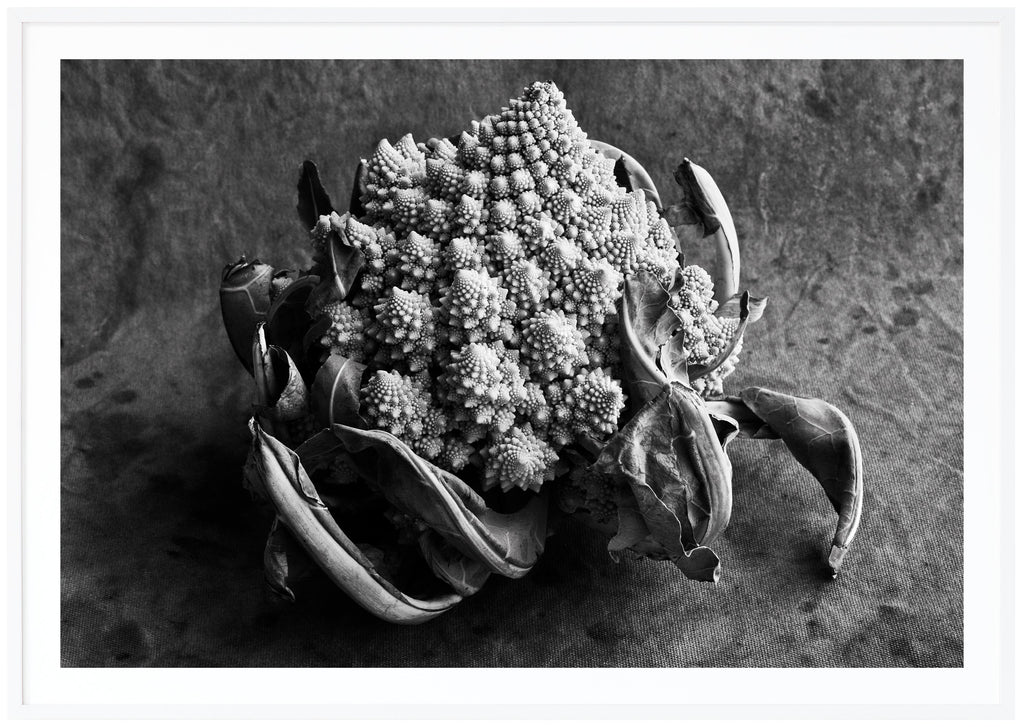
{"left": 60, "top": 59, "right": 963, "bottom": 667}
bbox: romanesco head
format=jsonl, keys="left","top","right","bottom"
{"left": 332, "top": 81, "right": 738, "bottom": 492}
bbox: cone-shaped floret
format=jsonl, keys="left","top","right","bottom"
{"left": 502, "top": 259, "right": 550, "bottom": 319}
{"left": 668, "top": 266, "right": 737, "bottom": 366}
{"left": 458, "top": 131, "right": 489, "bottom": 170}
{"left": 309, "top": 215, "right": 332, "bottom": 255}
{"left": 360, "top": 370, "right": 429, "bottom": 439}
{"left": 590, "top": 153, "right": 618, "bottom": 188}
{"left": 414, "top": 406, "right": 450, "bottom": 460}
{"left": 425, "top": 158, "right": 463, "bottom": 199}
{"left": 461, "top": 170, "right": 489, "bottom": 199}
{"left": 490, "top": 175, "right": 510, "bottom": 199}
{"left": 596, "top": 230, "right": 644, "bottom": 273}
{"left": 636, "top": 245, "right": 679, "bottom": 287}
{"left": 367, "top": 138, "right": 411, "bottom": 182}
{"left": 344, "top": 215, "right": 379, "bottom": 250}
{"left": 489, "top": 198, "right": 518, "bottom": 231}
{"left": 418, "top": 198, "right": 451, "bottom": 240}
{"left": 538, "top": 237, "right": 582, "bottom": 278}
{"left": 551, "top": 157, "right": 582, "bottom": 185}
{"left": 549, "top": 187, "right": 584, "bottom": 220}
{"left": 453, "top": 195, "right": 484, "bottom": 234}
{"left": 397, "top": 231, "right": 441, "bottom": 294}
{"left": 476, "top": 116, "right": 497, "bottom": 144}
{"left": 542, "top": 379, "right": 577, "bottom": 447}
{"left": 389, "top": 186, "right": 426, "bottom": 229}
{"left": 319, "top": 300, "right": 370, "bottom": 362}
{"left": 356, "top": 229, "right": 399, "bottom": 299}
{"left": 563, "top": 258, "right": 623, "bottom": 330}
{"left": 425, "top": 136, "right": 458, "bottom": 162}
{"left": 521, "top": 310, "right": 588, "bottom": 381}
{"left": 585, "top": 319, "right": 622, "bottom": 368}
{"left": 482, "top": 424, "right": 559, "bottom": 493}
{"left": 436, "top": 436, "right": 476, "bottom": 473}
{"left": 678, "top": 264, "right": 716, "bottom": 311}
{"left": 516, "top": 381, "right": 553, "bottom": 430}
{"left": 536, "top": 176, "right": 560, "bottom": 199}
{"left": 439, "top": 268, "right": 509, "bottom": 344}
{"left": 393, "top": 133, "right": 423, "bottom": 164}
{"left": 509, "top": 168, "right": 535, "bottom": 196}
{"left": 515, "top": 190, "right": 542, "bottom": 216}
{"left": 608, "top": 190, "right": 648, "bottom": 237}
{"left": 567, "top": 368, "right": 626, "bottom": 440}
{"left": 519, "top": 213, "right": 562, "bottom": 254}
{"left": 441, "top": 342, "right": 515, "bottom": 433}
{"left": 367, "top": 287, "right": 436, "bottom": 370}
{"left": 485, "top": 230, "right": 524, "bottom": 274}
{"left": 442, "top": 236, "right": 485, "bottom": 275}
{"left": 692, "top": 339, "right": 742, "bottom": 400}
{"left": 576, "top": 205, "right": 612, "bottom": 250}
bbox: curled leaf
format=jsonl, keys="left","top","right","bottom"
{"left": 251, "top": 325, "right": 309, "bottom": 427}
{"left": 264, "top": 275, "right": 320, "bottom": 381}
{"left": 296, "top": 160, "right": 335, "bottom": 231}
{"left": 311, "top": 352, "right": 368, "bottom": 428}
{"left": 294, "top": 425, "right": 548, "bottom": 580}
{"left": 739, "top": 388, "right": 863, "bottom": 575}
{"left": 220, "top": 257, "right": 275, "bottom": 375}
{"left": 418, "top": 531, "right": 492, "bottom": 597}
{"left": 589, "top": 383, "right": 733, "bottom": 582}
{"left": 674, "top": 158, "right": 740, "bottom": 304}
{"left": 246, "top": 419, "right": 463, "bottom": 624}
{"left": 706, "top": 389, "right": 864, "bottom": 576}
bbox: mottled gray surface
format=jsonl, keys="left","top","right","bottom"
{"left": 61, "top": 60, "right": 963, "bottom": 667}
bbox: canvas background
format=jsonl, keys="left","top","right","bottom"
{"left": 60, "top": 59, "right": 963, "bottom": 667}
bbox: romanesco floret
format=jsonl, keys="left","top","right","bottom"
{"left": 319, "top": 300, "right": 370, "bottom": 361}
{"left": 666, "top": 264, "right": 740, "bottom": 368}
{"left": 567, "top": 368, "right": 626, "bottom": 439}
{"left": 483, "top": 425, "right": 558, "bottom": 493}
{"left": 360, "top": 370, "right": 450, "bottom": 460}
{"left": 324, "top": 81, "right": 741, "bottom": 493}
{"left": 366, "top": 288, "right": 436, "bottom": 371}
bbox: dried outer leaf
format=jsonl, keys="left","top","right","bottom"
{"left": 591, "top": 382, "right": 733, "bottom": 582}
{"left": 246, "top": 419, "right": 463, "bottom": 624}
{"left": 685, "top": 291, "right": 768, "bottom": 382}
{"left": 295, "top": 425, "right": 548, "bottom": 580}
{"left": 708, "top": 389, "right": 864, "bottom": 576}
{"left": 619, "top": 271, "right": 686, "bottom": 405}
{"left": 305, "top": 224, "right": 366, "bottom": 316}
{"left": 220, "top": 257, "right": 275, "bottom": 376}
{"left": 296, "top": 160, "right": 335, "bottom": 231}
{"left": 264, "top": 516, "right": 315, "bottom": 602}
{"left": 311, "top": 352, "right": 368, "bottom": 429}
{"left": 251, "top": 325, "right": 309, "bottom": 426}
{"left": 418, "top": 531, "right": 492, "bottom": 597}
{"left": 674, "top": 158, "right": 740, "bottom": 305}
{"left": 590, "top": 139, "right": 664, "bottom": 211}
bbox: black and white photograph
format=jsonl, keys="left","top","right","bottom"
{"left": 59, "top": 57, "right": 964, "bottom": 669}
{"left": 8, "top": 6, "right": 1012, "bottom": 720}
